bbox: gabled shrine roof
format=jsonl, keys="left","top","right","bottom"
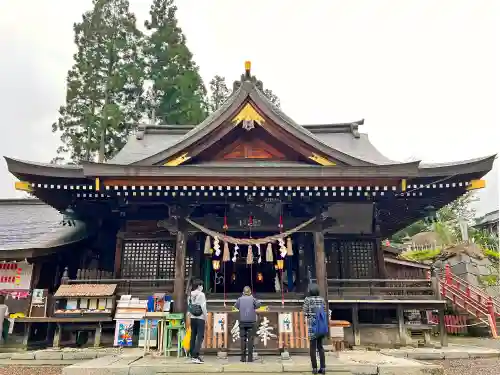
{"left": 110, "top": 120, "right": 397, "bottom": 166}
{"left": 2, "top": 61, "right": 497, "bottom": 185}
{"left": 120, "top": 80, "right": 380, "bottom": 166}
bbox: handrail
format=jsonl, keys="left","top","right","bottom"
{"left": 439, "top": 266, "right": 500, "bottom": 314}
{"left": 441, "top": 283, "right": 489, "bottom": 316}
{"left": 439, "top": 265, "right": 498, "bottom": 338}
{"left": 327, "top": 278, "right": 429, "bottom": 283}
{"left": 447, "top": 274, "right": 500, "bottom": 315}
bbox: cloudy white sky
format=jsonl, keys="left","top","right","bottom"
{"left": 0, "top": 0, "right": 498, "bottom": 215}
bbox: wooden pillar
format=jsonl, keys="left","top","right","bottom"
{"left": 173, "top": 229, "right": 187, "bottom": 313}
{"left": 351, "top": 304, "right": 360, "bottom": 346}
{"left": 313, "top": 231, "right": 327, "bottom": 301}
{"left": 192, "top": 237, "right": 202, "bottom": 279}
{"left": 22, "top": 323, "right": 32, "bottom": 348}
{"left": 438, "top": 306, "right": 448, "bottom": 347}
{"left": 114, "top": 232, "right": 124, "bottom": 278}
{"left": 52, "top": 323, "right": 61, "bottom": 348}
{"left": 297, "top": 233, "right": 307, "bottom": 293}
{"left": 94, "top": 322, "right": 102, "bottom": 348}
{"left": 396, "top": 304, "right": 407, "bottom": 345}
{"left": 375, "top": 239, "right": 387, "bottom": 278}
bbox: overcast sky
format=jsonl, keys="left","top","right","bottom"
{"left": 0, "top": 0, "right": 498, "bottom": 215}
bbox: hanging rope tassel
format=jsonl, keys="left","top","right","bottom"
{"left": 246, "top": 245, "right": 253, "bottom": 265}
{"left": 222, "top": 242, "right": 230, "bottom": 262}
{"left": 286, "top": 237, "right": 293, "bottom": 256}
{"left": 204, "top": 235, "right": 212, "bottom": 255}
{"left": 266, "top": 243, "right": 273, "bottom": 262}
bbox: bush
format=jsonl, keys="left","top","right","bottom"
{"left": 399, "top": 248, "right": 442, "bottom": 262}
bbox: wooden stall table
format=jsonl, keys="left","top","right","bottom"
{"left": 143, "top": 312, "right": 167, "bottom": 355}
{"left": 14, "top": 316, "right": 112, "bottom": 348}
{"left": 329, "top": 320, "right": 351, "bottom": 351}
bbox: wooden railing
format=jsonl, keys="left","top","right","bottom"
{"left": 75, "top": 268, "right": 113, "bottom": 280}
{"left": 439, "top": 264, "right": 498, "bottom": 338}
{"left": 327, "top": 278, "right": 435, "bottom": 299}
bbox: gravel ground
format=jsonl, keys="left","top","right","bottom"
{"left": 435, "top": 359, "right": 500, "bottom": 375}
{"left": 0, "top": 366, "right": 63, "bottom": 375}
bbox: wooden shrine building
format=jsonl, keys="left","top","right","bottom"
{"left": 3, "top": 62, "right": 495, "bottom": 349}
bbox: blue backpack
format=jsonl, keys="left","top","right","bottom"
{"left": 312, "top": 303, "right": 329, "bottom": 337}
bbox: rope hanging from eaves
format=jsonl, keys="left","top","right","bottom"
{"left": 184, "top": 216, "right": 317, "bottom": 246}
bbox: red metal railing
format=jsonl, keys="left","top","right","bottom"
{"left": 439, "top": 264, "right": 498, "bottom": 338}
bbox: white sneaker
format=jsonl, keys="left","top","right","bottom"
{"left": 191, "top": 357, "right": 203, "bottom": 364}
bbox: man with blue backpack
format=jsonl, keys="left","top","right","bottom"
{"left": 302, "top": 283, "right": 329, "bottom": 374}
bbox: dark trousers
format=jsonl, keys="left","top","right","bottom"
{"left": 189, "top": 318, "right": 205, "bottom": 358}
{"left": 309, "top": 336, "right": 325, "bottom": 370}
{"left": 239, "top": 322, "right": 255, "bottom": 361}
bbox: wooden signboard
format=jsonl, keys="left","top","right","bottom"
{"left": 29, "top": 289, "right": 48, "bottom": 318}
{"left": 227, "top": 311, "right": 279, "bottom": 351}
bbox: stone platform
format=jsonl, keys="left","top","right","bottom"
{"left": 61, "top": 351, "right": 444, "bottom": 375}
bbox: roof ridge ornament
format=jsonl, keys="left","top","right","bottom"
{"left": 233, "top": 61, "right": 264, "bottom": 91}
{"left": 231, "top": 103, "right": 265, "bottom": 131}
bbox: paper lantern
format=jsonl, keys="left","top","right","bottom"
{"left": 212, "top": 259, "right": 221, "bottom": 271}
{"left": 256, "top": 272, "right": 264, "bottom": 283}
{"left": 276, "top": 259, "right": 284, "bottom": 270}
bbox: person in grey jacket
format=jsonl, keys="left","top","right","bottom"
{"left": 188, "top": 279, "right": 207, "bottom": 364}
{"left": 234, "top": 286, "right": 261, "bottom": 362}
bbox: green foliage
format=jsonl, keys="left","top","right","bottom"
{"left": 390, "top": 192, "right": 478, "bottom": 245}
{"left": 432, "top": 221, "right": 457, "bottom": 245}
{"left": 438, "top": 191, "right": 477, "bottom": 224}
{"left": 52, "top": 0, "right": 145, "bottom": 163}
{"left": 399, "top": 248, "right": 442, "bottom": 262}
{"left": 470, "top": 227, "right": 499, "bottom": 250}
{"left": 207, "top": 75, "right": 230, "bottom": 112}
{"left": 390, "top": 220, "right": 428, "bottom": 244}
{"left": 144, "top": 0, "right": 207, "bottom": 125}
{"left": 479, "top": 274, "right": 499, "bottom": 287}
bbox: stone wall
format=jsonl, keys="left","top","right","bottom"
{"left": 344, "top": 325, "right": 411, "bottom": 347}
{"left": 435, "top": 254, "right": 500, "bottom": 298}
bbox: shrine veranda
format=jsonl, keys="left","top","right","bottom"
{"left": 1, "top": 62, "right": 494, "bottom": 351}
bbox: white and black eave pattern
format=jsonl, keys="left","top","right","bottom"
{"left": 28, "top": 181, "right": 472, "bottom": 199}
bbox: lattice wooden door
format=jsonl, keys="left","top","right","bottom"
{"left": 325, "top": 239, "right": 377, "bottom": 279}
{"left": 121, "top": 239, "right": 193, "bottom": 279}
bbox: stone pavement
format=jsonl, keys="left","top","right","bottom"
{"left": 379, "top": 343, "right": 500, "bottom": 360}
{"left": 61, "top": 351, "right": 444, "bottom": 375}
{"left": 0, "top": 343, "right": 499, "bottom": 375}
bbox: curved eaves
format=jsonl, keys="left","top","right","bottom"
{"left": 4, "top": 157, "right": 84, "bottom": 179}
{"left": 417, "top": 155, "right": 496, "bottom": 177}
{"left": 249, "top": 88, "right": 375, "bottom": 166}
